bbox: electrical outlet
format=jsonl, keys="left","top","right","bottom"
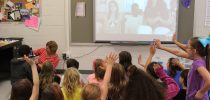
{"left": 62, "top": 53, "right": 67, "bottom": 60}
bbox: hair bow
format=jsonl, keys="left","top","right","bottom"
{"left": 199, "top": 37, "right": 210, "bottom": 47}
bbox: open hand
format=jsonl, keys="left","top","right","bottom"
{"left": 138, "top": 54, "right": 142, "bottom": 65}
{"left": 150, "top": 44, "right": 156, "bottom": 55}
{"left": 153, "top": 39, "right": 162, "bottom": 49}
{"left": 172, "top": 33, "right": 177, "bottom": 42}
{"left": 104, "top": 52, "right": 118, "bottom": 67}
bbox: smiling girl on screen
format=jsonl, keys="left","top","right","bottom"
{"left": 102, "top": 0, "right": 125, "bottom": 34}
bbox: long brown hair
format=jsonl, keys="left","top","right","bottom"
{"left": 207, "top": 45, "right": 210, "bottom": 72}
{"left": 39, "top": 61, "right": 54, "bottom": 90}
{"left": 119, "top": 51, "right": 132, "bottom": 72}
{"left": 108, "top": 63, "right": 127, "bottom": 100}
{"left": 168, "top": 58, "right": 180, "bottom": 78}
{"left": 190, "top": 37, "right": 210, "bottom": 72}
{"left": 93, "top": 59, "right": 105, "bottom": 80}
{"left": 124, "top": 65, "right": 165, "bottom": 100}
{"left": 10, "top": 79, "right": 32, "bottom": 100}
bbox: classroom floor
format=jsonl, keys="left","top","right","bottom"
{"left": 0, "top": 80, "right": 11, "bottom": 100}
{"left": 0, "top": 73, "right": 11, "bottom": 100}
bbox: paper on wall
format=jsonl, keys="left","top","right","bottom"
{"left": 10, "top": 12, "right": 15, "bottom": 20}
{"left": 25, "top": 2, "right": 33, "bottom": 10}
{"left": 75, "top": 2, "right": 86, "bottom": 17}
{"left": 6, "top": 1, "right": 14, "bottom": 7}
{"left": 27, "top": 0, "right": 33, "bottom": 2}
{"left": 20, "top": 9, "right": 30, "bottom": 20}
{"left": 24, "top": 16, "right": 40, "bottom": 31}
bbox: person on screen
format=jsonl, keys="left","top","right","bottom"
{"left": 96, "top": 0, "right": 108, "bottom": 13}
{"left": 124, "top": 3, "right": 144, "bottom": 34}
{"left": 102, "top": 0, "right": 125, "bottom": 34}
{"left": 144, "top": 0, "right": 172, "bottom": 35}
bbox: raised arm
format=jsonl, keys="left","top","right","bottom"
{"left": 173, "top": 58, "right": 185, "bottom": 70}
{"left": 138, "top": 54, "right": 145, "bottom": 67}
{"left": 154, "top": 39, "right": 193, "bottom": 60}
{"left": 144, "top": 44, "right": 156, "bottom": 71}
{"left": 154, "top": 64, "right": 179, "bottom": 99}
{"left": 24, "top": 55, "right": 39, "bottom": 100}
{"left": 172, "top": 33, "right": 188, "bottom": 51}
{"left": 101, "top": 53, "right": 118, "bottom": 100}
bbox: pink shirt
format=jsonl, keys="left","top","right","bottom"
{"left": 87, "top": 73, "right": 103, "bottom": 85}
{"left": 155, "top": 67, "right": 180, "bottom": 100}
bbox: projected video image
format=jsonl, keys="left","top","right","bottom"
{"left": 95, "top": 0, "right": 177, "bottom": 36}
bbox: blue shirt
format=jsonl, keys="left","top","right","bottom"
{"left": 165, "top": 70, "right": 182, "bottom": 89}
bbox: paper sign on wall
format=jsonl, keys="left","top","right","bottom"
{"left": 6, "top": 1, "right": 14, "bottom": 7}
{"left": 25, "top": 2, "right": 33, "bottom": 10}
{"left": 27, "top": 0, "right": 33, "bottom": 3}
{"left": 25, "top": 16, "right": 40, "bottom": 31}
{"left": 75, "top": 2, "right": 85, "bottom": 17}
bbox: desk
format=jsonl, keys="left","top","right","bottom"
{"left": 0, "top": 38, "right": 23, "bottom": 73}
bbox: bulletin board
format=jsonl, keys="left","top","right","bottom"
{"left": 0, "top": 0, "right": 40, "bottom": 22}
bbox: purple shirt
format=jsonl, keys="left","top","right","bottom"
{"left": 187, "top": 58, "right": 209, "bottom": 100}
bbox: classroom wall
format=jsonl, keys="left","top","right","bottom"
{"left": 69, "top": 44, "right": 178, "bottom": 70}
{"left": 0, "top": 0, "right": 208, "bottom": 70}
{"left": 0, "top": 0, "right": 68, "bottom": 69}
{"left": 194, "top": 0, "right": 210, "bottom": 36}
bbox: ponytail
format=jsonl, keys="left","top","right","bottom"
{"left": 197, "top": 37, "right": 210, "bottom": 72}
{"left": 206, "top": 45, "right": 210, "bottom": 72}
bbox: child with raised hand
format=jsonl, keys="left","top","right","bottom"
{"left": 153, "top": 63, "right": 180, "bottom": 100}
{"left": 82, "top": 53, "right": 118, "bottom": 100}
{"left": 24, "top": 55, "right": 39, "bottom": 100}
{"left": 87, "top": 59, "right": 105, "bottom": 84}
{"left": 10, "top": 45, "right": 33, "bottom": 84}
{"left": 10, "top": 55, "right": 39, "bottom": 100}
{"left": 100, "top": 52, "right": 118, "bottom": 100}
{"left": 139, "top": 44, "right": 179, "bottom": 100}
{"left": 154, "top": 36, "right": 210, "bottom": 100}
{"left": 166, "top": 57, "right": 185, "bottom": 89}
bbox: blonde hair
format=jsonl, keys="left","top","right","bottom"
{"left": 39, "top": 61, "right": 54, "bottom": 90}
{"left": 62, "top": 68, "right": 80, "bottom": 98}
{"left": 82, "top": 84, "right": 101, "bottom": 100}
